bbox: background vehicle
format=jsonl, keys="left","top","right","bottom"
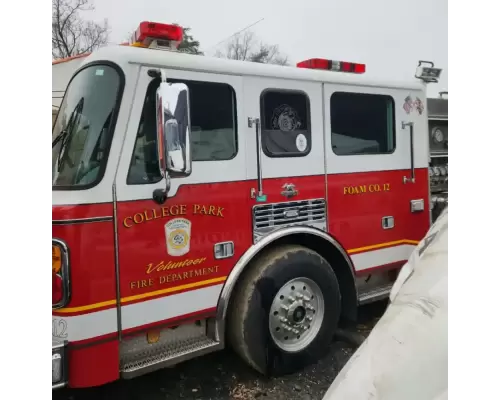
{"left": 52, "top": 21, "right": 442, "bottom": 389}
{"left": 322, "top": 207, "right": 448, "bottom": 400}
{"left": 428, "top": 92, "right": 448, "bottom": 221}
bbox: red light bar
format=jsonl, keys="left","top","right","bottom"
{"left": 297, "top": 58, "right": 366, "bottom": 74}
{"left": 131, "top": 21, "right": 183, "bottom": 48}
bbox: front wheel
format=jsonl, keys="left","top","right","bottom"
{"left": 228, "top": 244, "right": 341, "bottom": 376}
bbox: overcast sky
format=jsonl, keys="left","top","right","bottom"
{"left": 90, "top": 0, "right": 447, "bottom": 97}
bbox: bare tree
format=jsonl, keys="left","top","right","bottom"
{"left": 215, "top": 31, "right": 288, "bottom": 66}
{"left": 52, "top": 0, "right": 110, "bottom": 59}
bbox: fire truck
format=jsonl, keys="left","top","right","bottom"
{"left": 52, "top": 21, "right": 443, "bottom": 389}
{"left": 427, "top": 92, "right": 448, "bottom": 221}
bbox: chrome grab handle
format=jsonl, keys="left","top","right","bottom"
{"left": 248, "top": 117, "right": 264, "bottom": 199}
{"left": 402, "top": 121, "right": 415, "bottom": 184}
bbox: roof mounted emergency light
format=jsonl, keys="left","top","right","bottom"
{"left": 130, "top": 21, "right": 183, "bottom": 50}
{"left": 415, "top": 60, "right": 442, "bottom": 83}
{"left": 296, "top": 58, "right": 366, "bottom": 74}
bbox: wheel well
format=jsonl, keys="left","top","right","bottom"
{"left": 224, "top": 232, "right": 358, "bottom": 336}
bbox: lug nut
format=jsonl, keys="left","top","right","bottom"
{"left": 281, "top": 305, "right": 289, "bottom": 311}
{"left": 288, "top": 296, "right": 295, "bottom": 302}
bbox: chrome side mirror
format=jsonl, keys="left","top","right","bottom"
{"left": 156, "top": 82, "right": 192, "bottom": 178}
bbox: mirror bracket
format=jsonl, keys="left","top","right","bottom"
{"left": 152, "top": 175, "right": 171, "bottom": 204}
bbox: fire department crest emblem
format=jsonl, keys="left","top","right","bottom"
{"left": 165, "top": 218, "right": 191, "bottom": 257}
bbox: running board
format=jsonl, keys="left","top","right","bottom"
{"left": 358, "top": 283, "right": 393, "bottom": 305}
{"left": 121, "top": 335, "right": 221, "bottom": 379}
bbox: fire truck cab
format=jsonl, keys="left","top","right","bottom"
{"left": 52, "top": 22, "right": 442, "bottom": 389}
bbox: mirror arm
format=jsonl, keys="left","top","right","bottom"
{"left": 152, "top": 175, "right": 171, "bottom": 205}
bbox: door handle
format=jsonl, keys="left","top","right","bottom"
{"left": 402, "top": 121, "right": 415, "bottom": 184}
{"left": 281, "top": 183, "right": 298, "bottom": 198}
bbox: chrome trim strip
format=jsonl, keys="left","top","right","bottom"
{"left": 112, "top": 183, "right": 123, "bottom": 341}
{"left": 215, "top": 225, "right": 356, "bottom": 343}
{"left": 52, "top": 238, "right": 71, "bottom": 310}
{"left": 52, "top": 216, "right": 113, "bottom": 225}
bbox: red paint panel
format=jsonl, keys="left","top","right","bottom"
{"left": 327, "top": 168, "right": 430, "bottom": 251}
{"left": 116, "top": 182, "right": 253, "bottom": 302}
{"left": 256, "top": 175, "right": 325, "bottom": 204}
{"left": 68, "top": 339, "right": 119, "bottom": 388}
{"left": 52, "top": 206, "right": 117, "bottom": 312}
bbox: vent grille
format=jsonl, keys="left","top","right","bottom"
{"left": 253, "top": 199, "right": 326, "bottom": 230}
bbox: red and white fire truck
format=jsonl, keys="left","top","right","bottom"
{"left": 52, "top": 21, "right": 443, "bottom": 389}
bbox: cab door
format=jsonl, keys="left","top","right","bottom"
{"left": 243, "top": 77, "right": 326, "bottom": 241}
{"left": 323, "top": 84, "right": 430, "bottom": 274}
{"left": 114, "top": 66, "right": 250, "bottom": 333}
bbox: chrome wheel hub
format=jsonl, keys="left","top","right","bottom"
{"left": 269, "top": 277, "right": 325, "bottom": 352}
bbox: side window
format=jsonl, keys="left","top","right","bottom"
{"left": 127, "top": 77, "right": 238, "bottom": 185}
{"left": 330, "top": 92, "right": 395, "bottom": 155}
{"left": 260, "top": 90, "right": 311, "bottom": 157}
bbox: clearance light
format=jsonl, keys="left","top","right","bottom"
{"left": 130, "top": 21, "right": 183, "bottom": 49}
{"left": 296, "top": 58, "right": 366, "bottom": 74}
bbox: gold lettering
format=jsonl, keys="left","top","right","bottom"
{"left": 144, "top": 209, "right": 153, "bottom": 221}
{"left": 180, "top": 205, "right": 187, "bottom": 215}
{"left": 170, "top": 205, "right": 179, "bottom": 216}
{"left": 146, "top": 257, "right": 207, "bottom": 274}
{"left": 359, "top": 185, "right": 366, "bottom": 193}
{"left": 153, "top": 208, "right": 161, "bottom": 219}
{"left": 133, "top": 213, "right": 144, "bottom": 224}
{"left": 383, "top": 183, "right": 390, "bottom": 191}
{"left": 193, "top": 204, "right": 201, "bottom": 214}
{"left": 124, "top": 217, "right": 133, "bottom": 228}
{"left": 162, "top": 207, "right": 170, "bottom": 217}
{"left": 208, "top": 205, "right": 216, "bottom": 216}
{"left": 217, "top": 207, "right": 224, "bottom": 217}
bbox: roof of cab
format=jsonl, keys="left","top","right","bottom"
{"left": 79, "top": 44, "right": 425, "bottom": 91}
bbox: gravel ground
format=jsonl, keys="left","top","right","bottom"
{"left": 54, "top": 301, "right": 387, "bottom": 400}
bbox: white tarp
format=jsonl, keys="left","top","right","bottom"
{"left": 323, "top": 208, "right": 448, "bottom": 400}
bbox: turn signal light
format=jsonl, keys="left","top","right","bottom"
{"left": 53, "top": 245, "right": 62, "bottom": 274}
{"left": 53, "top": 271, "right": 63, "bottom": 305}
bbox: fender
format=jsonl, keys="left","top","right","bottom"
{"left": 215, "top": 225, "right": 357, "bottom": 343}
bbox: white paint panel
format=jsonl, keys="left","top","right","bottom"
{"left": 243, "top": 76, "right": 325, "bottom": 179}
{"left": 121, "top": 284, "right": 223, "bottom": 330}
{"left": 52, "top": 284, "right": 223, "bottom": 342}
{"left": 52, "top": 308, "right": 117, "bottom": 342}
{"left": 351, "top": 244, "right": 416, "bottom": 271}
{"left": 115, "top": 67, "right": 247, "bottom": 202}
{"left": 324, "top": 84, "right": 430, "bottom": 174}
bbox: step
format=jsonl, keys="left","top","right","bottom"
{"left": 358, "top": 283, "right": 393, "bottom": 305}
{"left": 121, "top": 335, "right": 221, "bottom": 379}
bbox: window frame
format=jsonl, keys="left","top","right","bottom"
{"left": 52, "top": 61, "right": 126, "bottom": 191}
{"left": 260, "top": 88, "right": 312, "bottom": 158}
{"left": 126, "top": 77, "right": 239, "bottom": 186}
{"left": 330, "top": 91, "right": 396, "bottom": 157}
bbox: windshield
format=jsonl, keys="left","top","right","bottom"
{"left": 52, "top": 64, "right": 122, "bottom": 188}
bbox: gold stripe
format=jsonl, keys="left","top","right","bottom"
{"left": 55, "top": 239, "right": 418, "bottom": 314}
{"left": 348, "top": 239, "right": 419, "bottom": 254}
{"left": 55, "top": 276, "right": 227, "bottom": 314}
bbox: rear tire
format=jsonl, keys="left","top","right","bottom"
{"left": 228, "top": 244, "right": 341, "bottom": 376}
